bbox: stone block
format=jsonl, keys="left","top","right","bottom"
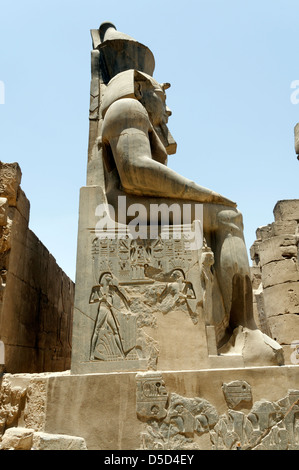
{"left": 251, "top": 265, "right": 261, "bottom": 289}
{"left": 32, "top": 432, "right": 87, "bottom": 450}
{"left": 0, "top": 273, "right": 39, "bottom": 345}
{"left": 0, "top": 162, "right": 22, "bottom": 206}
{"left": 274, "top": 200, "right": 299, "bottom": 222}
{"left": 46, "top": 253, "right": 63, "bottom": 309}
{"left": 272, "top": 219, "right": 298, "bottom": 237}
{"left": 22, "top": 231, "right": 47, "bottom": 291}
{"left": 255, "top": 220, "right": 299, "bottom": 242}
{"left": 0, "top": 197, "right": 8, "bottom": 227}
{"left": 268, "top": 314, "right": 299, "bottom": 349}
{"left": 258, "top": 235, "right": 298, "bottom": 266}
{"left": 16, "top": 188, "right": 30, "bottom": 223}
{"left": 262, "top": 258, "right": 299, "bottom": 288}
{"left": 0, "top": 427, "right": 34, "bottom": 450}
{"left": 255, "top": 224, "right": 273, "bottom": 241}
{"left": 263, "top": 282, "right": 299, "bottom": 317}
{"left": 5, "top": 206, "right": 29, "bottom": 278}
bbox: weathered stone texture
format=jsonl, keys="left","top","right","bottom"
{"left": 2, "top": 368, "right": 299, "bottom": 450}
{"left": 0, "top": 162, "right": 74, "bottom": 374}
{"left": 251, "top": 199, "right": 299, "bottom": 363}
{"left": 0, "top": 426, "right": 87, "bottom": 450}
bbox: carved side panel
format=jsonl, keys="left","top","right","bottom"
{"left": 136, "top": 373, "right": 218, "bottom": 450}
{"left": 88, "top": 226, "right": 203, "bottom": 371}
{"left": 136, "top": 373, "right": 299, "bottom": 450}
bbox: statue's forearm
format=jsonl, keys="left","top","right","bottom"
{"left": 103, "top": 103, "right": 236, "bottom": 207}
{"left": 120, "top": 153, "right": 236, "bottom": 207}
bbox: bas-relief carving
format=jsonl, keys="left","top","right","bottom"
{"left": 136, "top": 374, "right": 299, "bottom": 450}
{"left": 222, "top": 380, "right": 252, "bottom": 409}
{"left": 75, "top": 21, "right": 285, "bottom": 372}
{"left": 136, "top": 373, "right": 218, "bottom": 450}
{"left": 136, "top": 372, "right": 168, "bottom": 421}
{"left": 89, "top": 230, "right": 199, "bottom": 368}
{"left": 211, "top": 389, "right": 299, "bottom": 450}
{"left": 89, "top": 272, "right": 138, "bottom": 361}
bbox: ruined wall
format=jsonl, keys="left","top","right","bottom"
{"left": 0, "top": 162, "right": 74, "bottom": 373}
{"left": 250, "top": 200, "right": 299, "bottom": 363}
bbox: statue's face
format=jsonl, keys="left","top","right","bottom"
{"left": 139, "top": 82, "right": 172, "bottom": 127}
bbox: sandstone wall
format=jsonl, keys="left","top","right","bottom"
{"left": 0, "top": 162, "right": 74, "bottom": 373}
{"left": 1, "top": 367, "right": 299, "bottom": 450}
{"left": 250, "top": 199, "right": 299, "bottom": 363}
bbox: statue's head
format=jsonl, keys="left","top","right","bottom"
{"left": 101, "top": 69, "right": 177, "bottom": 155}
{"left": 134, "top": 72, "right": 172, "bottom": 128}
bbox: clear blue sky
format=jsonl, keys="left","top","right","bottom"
{"left": 0, "top": 0, "right": 298, "bottom": 281}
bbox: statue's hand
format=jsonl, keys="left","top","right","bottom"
{"left": 210, "top": 191, "right": 237, "bottom": 208}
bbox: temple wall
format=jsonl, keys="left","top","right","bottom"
{"left": 250, "top": 199, "right": 299, "bottom": 364}
{"left": 0, "top": 162, "right": 74, "bottom": 374}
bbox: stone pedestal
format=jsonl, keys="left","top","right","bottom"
{"left": 2, "top": 365, "right": 299, "bottom": 450}
{"left": 71, "top": 185, "right": 215, "bottom": 374}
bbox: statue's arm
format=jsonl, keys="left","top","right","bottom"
{"left": 102, "top": 98, "right": 236, "bottom": 206}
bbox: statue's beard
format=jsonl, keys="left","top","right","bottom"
{"left": 154, "top": 122, "right": 177, "bottom": 156}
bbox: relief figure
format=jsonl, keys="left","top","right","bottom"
{"left": 89, "top": 272, "right": 137, "bottom": 360}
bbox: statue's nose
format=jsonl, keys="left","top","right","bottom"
{"left": 166, "top": 106, "right": 172, "bottom": 117}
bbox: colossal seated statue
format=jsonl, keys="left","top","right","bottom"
{"left": 70, "top": 22, "right": 284, "bottom": 374}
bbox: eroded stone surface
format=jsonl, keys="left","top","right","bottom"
{"left": 0, "top": 427, "right": 34, "bottom": 450}
{"left": 0, "top": 427, "right": 87, "bottom": 450}
{"left": 32, "top": 432, "right": 87, "bottom": 450}
{"left": 251, "top": 200, "right": 299, "bottom": 363}
{"left": 0, "top": 376, "right": 27, "bottom": 435}
{"left": 136, "top": 372, "right": 299, "bottom": 451}
{"left": 0, "top": 163, "right": 74, "bottom": 373}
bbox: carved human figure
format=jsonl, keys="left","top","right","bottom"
{"left": 158, "top": 269, "right": 196, "bottom": 314}
{"left": 89, "top": 272, "right": 136, "bottom": 360}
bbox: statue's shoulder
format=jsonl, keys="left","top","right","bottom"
{"left": 102, "top": 98, "right": 150, "bottom": 139}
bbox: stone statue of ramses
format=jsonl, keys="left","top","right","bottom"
{"left": 90, "top": 22, "right": 284, "bottom": 367}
